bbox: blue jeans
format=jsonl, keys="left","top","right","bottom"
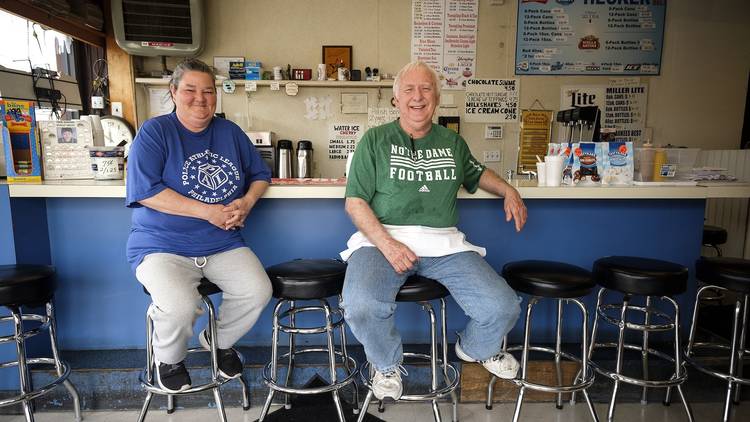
{"left": 341, "top": 247, "right": 521, "bottom": 373}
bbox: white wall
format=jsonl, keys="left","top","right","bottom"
{"left": 135, "top": 0, "right": 750, "bottom": 178}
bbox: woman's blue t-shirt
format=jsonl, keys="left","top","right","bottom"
{"left": 125, "top": 113, "right": 271, "bottom": 271}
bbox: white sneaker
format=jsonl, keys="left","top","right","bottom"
{"left": 455, "top": 341, "right": 519, "bottom": 379}
{"left": 372, "top": 368, "right": 404, "bottom": 401}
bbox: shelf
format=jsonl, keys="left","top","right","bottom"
{"left": 134, "top": 78, "right": 393, "bottom": 88}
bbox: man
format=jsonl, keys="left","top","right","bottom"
{"left": 59, "top": 127, "right": 76, "bottom": 143}
{"left": 341, "top": 61, "right": 527, "bottom": 401}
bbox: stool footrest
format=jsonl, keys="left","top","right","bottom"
{"left": 0, "top": 358, "right": 72, "bottom": 407}
{"left": 263, "top": 349, "right": 358, "bottom": 395}
{"left": 505, "top": 345, "right": 595, "bottom": 392}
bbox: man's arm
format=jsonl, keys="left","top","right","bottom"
{"left": 139, "top": 188, "right": 233, "bottom": 229}
{"left": 345, "top": 197, "right": 417, "bottom": 273}
{"left": 477, "top": 170, "right": 527, "bottom": 232}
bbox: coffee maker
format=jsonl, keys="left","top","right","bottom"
{"left": 245, "top": 131, "right": 276, "bottom": 176}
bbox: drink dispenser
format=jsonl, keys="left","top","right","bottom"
{"left": 277, "top": 140, "right": 293, "bottom": 178}
{"left": 296, "top": 140, "right": 313, "bottom": 178}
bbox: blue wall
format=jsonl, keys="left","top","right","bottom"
{"left": 0, "top": 192, "right": 705, "bottom": 389}
{"left": 31, "top": 196, "right": 704, "bottom": 349}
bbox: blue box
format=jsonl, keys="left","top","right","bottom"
{"left": 245, "top": 60, "right": 262, "bottom": 80}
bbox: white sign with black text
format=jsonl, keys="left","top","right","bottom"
{"left": 328, "top": 123, "right": 364, "bottom": 160}
{"left": 464, "top": 79, "right": 519, "bottom": 123}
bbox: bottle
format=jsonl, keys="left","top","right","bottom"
{"left": 277, "top": 140, "right": 293, "bottom": 178}
{"left": 296, "top": 140, "right": 313, "bottom": 178}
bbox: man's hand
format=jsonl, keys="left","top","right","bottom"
{"left": 223, "top": 197, "right": 252, "bottom": 230}
{"left": 503, "top": 187, "right": 527, "bottom": 232}
{"left": 380, "top": 238, "right": 418, "bottom": 274}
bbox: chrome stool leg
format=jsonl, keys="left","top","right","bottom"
{"left": 338, "top": 295, "right": 359, "bottom": 414}
{"left": 606, "top": 294, "right": 630, "bottom": 422}
{"left": 486, "top": 335, "right": 507, "bottom": 410}
{"left": 512, "top": 297, "right": 535, "bottom": 422}
{"left": 283, "top": 300, "right": 296, "bottom": 410}
{"left": 641, "top": 296, "right": 652, "bottom": 405}
{"left": 46, "top": 303, "right": 81, "bottom": 421}
{"left": 724, "top": 299, "right": 743, "bottom": 422}
{"left": 204, "top": 296, "right": 228, "bottom": 422}
{"left": 733, "top": 296, "right": 749, "bottom": 405}
{"left": 323, "top": 299, "right": 347, "bottom": 422}
{"left": 554, "top": 299, "right": 564, "bottom": 410}
{"left": 424, "top": 302, "right": 443, "bottom": 422}
{"left": 137, "top": 307, "right": 155, "bottom": 422}
{"left": 439, "top": 298, "right": 458, "bottom": 422}
{"left": 664, "top": 296, "right": 694, "bottom": 422}
{"left": 11, "top": 307, "right": 34, "bottom": 422}
{"left": 258, "top": 301, "right": 284, "bottom": 421}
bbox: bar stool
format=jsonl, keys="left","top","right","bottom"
{"left": 703, "top": 225, "right": 728, "bottom": 256}
{"left": 0, "top": 265, "right": 81, "bottom": 422}
{"left": 589, "top": 256, "right": 694, "bottom": 421}
{"left": 675, "top": 257, "right": 750, "bottom": 421}
{"left": 493, "top": 260, "right": 598, "bottom": 422}
{"left": 358, "top": 275, "right": 460, "bottom": 422}
{"left": 138, "top": 278, "right": 251, "bottom": 422}
{"left": 259, "top": 259, "right": 359, "bottom": 422}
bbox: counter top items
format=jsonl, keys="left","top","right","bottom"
{"left": 1, "top": 100, "right": 41, "bottom": 183}
{"left": 89, "top": 146, "right": 125, "bottom": 180}
{"left": 296, "top": 140, "right": 313, "bottom": 178}
{"left": 635, "top": 147, "right": 699, "bottom": 182}
{"left": 39, "top": 119, "right": 96, "bottom": 180}
{"left": 276, "top": 140, "right": 293, "bottom": 178}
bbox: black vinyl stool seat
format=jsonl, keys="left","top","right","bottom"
{"left": 259, "top": 259, "right": 358, "bottom": 422}
{"left": 682, "top": 257, "right": 750, "bottom": 421}
{"left": 358, "top": 275, "right": 459, "bottom": 422}
{"left": 138, "top": 278, "right": 250, "bottom": 422}
{"left": 0, "top": 265, "right": 81, "bottom": 422}
{"left": 703, "top": 225, "right": 728, "bottom": 256}
{"left": 589, "top": 256, "right": 694, "bottom": 422}
{"left": 497, "top": 261, "right": 599, "bottom": 422}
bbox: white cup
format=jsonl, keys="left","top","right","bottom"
{"left": 317, "top": 64, "right": 326, "bottom": 81}
{"left": 536, "top": 162, "right": 547, "bottom": 186}
{"left": 273, "top": 66, "right": 282, "bottom": 80}
{"left": 544, "top": 155, "right": 564, "bottom": 186}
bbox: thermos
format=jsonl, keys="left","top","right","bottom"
{"left": 277, "top": 140, "right": 293, "bottom": 178}
{"left": 296, "top": 140, "right": 313, "bottom": 178}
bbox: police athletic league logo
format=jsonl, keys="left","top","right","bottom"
{"left": 181, "top": 149, "right": 241, "bottom": 203}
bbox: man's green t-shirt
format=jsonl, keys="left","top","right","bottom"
{"left": 345, "top": 121, "right": 486, "bottom": 228}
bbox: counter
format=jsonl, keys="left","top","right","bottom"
{"left": 7, "top": 179, "right": 750, "bottom": 199}
{"left": 1, "top": 180, "right": 749, "bottom": 390}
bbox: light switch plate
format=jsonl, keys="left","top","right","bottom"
{"left": 483, "top": 150, "right": 501, "bottom": 162}
{"left": 485, "top": 124, "right": 503, "bottom": 139}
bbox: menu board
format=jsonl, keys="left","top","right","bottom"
{"left": 411, "top": 0, "right": 478, "bottom": 90}
{"left": 515, "top": 0, "right": 666, "bottom": 76}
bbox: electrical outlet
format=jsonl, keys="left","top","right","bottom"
{"left": 111, "top": 102, "right": 123, "bottom": 117}
{"left": 483, "top": 150, "right": 502, "bottom": 162}
{"left": 91, "top": 96, "right": 104, "bottom": 109}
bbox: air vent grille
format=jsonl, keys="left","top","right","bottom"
{"left": 122, "top": 0, "right": 192, "bottom": 43}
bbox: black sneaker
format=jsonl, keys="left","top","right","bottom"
{"left": 155, "top": 360, "right": 191, "bottom": 393}
{"left": 199, "top": 329, "right": 244, "bottom": 379}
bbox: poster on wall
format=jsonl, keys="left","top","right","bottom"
{"left": 560, "top": 84, "right": 648, "bottom": 144}
{"left": 411, "top": 0, "right": 478, "bottom": 90}
{"left": 328, "top": 123, "right": 364, "bottom": 160}
{"left": 464, "top": 79, "right": 519, "bottom": 123}
{"left": 516, "top": 0, "right": 666, "bottom": 76}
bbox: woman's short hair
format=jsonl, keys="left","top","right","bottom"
{"left": 392, "top": 61, "right": 441, "bottom": 99}
{"left": 169, "top": 58, "right": 216, "bottom": 91}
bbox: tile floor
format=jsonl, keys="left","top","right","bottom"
{"left": 0, "top": 401, "right": 748, "bottom": 421}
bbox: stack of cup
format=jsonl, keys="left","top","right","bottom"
{"left": 536, "top": 161, "right": 547, "bottom": 186}
{"left": 544, "top": 155, "right": 564, "bottom": 187}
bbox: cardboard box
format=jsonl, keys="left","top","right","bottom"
{"left": 1, "top": 100, "right": 42, "bottom": 183}
{"left": 244, "top": 60, "right": 262, "bottom": 81}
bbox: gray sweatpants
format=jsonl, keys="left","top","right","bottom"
{"left": 135, "top": 247, "right": 272, "bottom": 364}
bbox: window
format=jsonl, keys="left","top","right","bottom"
{"left": 0, "top": 9, "right": 74, "bottom": 77}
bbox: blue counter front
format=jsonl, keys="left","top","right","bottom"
{"left": 1, "top": 188, "right": 706, "bottom": 356}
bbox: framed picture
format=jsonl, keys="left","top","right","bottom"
{"left": 322, "top": 45, "right": 352, "bottom": 79}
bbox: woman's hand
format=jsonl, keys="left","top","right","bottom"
{"left": 204, "top": 204, "right": 235, "bottom": 230}
{"left": 222, "top": 197, "right": 252, "bottom": 230}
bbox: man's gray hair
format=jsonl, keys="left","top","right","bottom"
{"left": 169, "top": 58, "right": 216, "bottom": 91}
{"left": 392, "top": 61, "right": 441, "bottom": 99}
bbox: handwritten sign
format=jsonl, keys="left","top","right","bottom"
{"left": 464, "top": 79, "right": 519, "bottom": 123}
{"left": 328, "top": 123, "right": 363, "bottom": 160}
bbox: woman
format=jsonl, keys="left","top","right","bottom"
{"left": 126, "top": 58, "right": 272, "bottom": 393}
